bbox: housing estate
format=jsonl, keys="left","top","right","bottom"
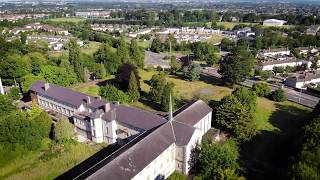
{"left": 256, "top": 56, "right": 311, "bottom": 71}
{"left": 285, "top": 71, "right": 320, "bottom": 89}
{"left": 29, "top": 81, "right": 213, "bottom": 178}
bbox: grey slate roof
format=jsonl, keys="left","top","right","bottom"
{"left": 30, "top": 81, "right": 98, "bottom": 108}
{"left": 87, "top": 122, "right": 176, "bottom": 180}
{"left": 173, "top": 100, "right": 212, "bottom": 126}
{"left": 30, "top": 81, "right": 167, "bottom": 131}
{"left": 172, "top": 121, "right": 196, "bottom": 146}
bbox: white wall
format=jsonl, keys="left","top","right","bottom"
{"left": 261, "top": 61, "right": 307, "bottom": 71}
{"left": 37, "top": 95, "right": 77, "bottom": 116}
{"left": 132, "top": 144, "right": 176, "bottom": 180}
{"left": 91, "top": 118, "right": 104, "bottom": 143}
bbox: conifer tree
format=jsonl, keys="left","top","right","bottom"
{"left": 128, "top": 72, "right": 140, "bottom": 102}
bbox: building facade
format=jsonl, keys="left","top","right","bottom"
{"left": 30, "top": 81, "right": 213, "bottom": 178}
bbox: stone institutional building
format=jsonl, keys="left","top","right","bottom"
{"left": 30, "top": 81, "right": 213, "bottom": 178}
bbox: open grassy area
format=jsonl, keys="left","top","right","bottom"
{"left": 46, "top": 17, "right": 86, "bottom": 23}
{"left": 217, "top": 22, "right": 258, "bottom": 29}
{"left": 137, "top": 39, "right": 151, "bottom": 49}
{"left": 82, "top": 41, "right": 102, "bottom": 55}
{"left": 0, "top": 141, "right": 100, "bottom": 180}
{"left": 242, "top": 97, "right": 311, "bottom": 180}
{"left": 208, "top": 34, "right": 225, "bottom": 44}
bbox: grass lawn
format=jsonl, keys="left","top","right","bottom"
{"left": 82, "top": 41, "right": 102, "bottom": 55}
{"left": 137, "top": 39, "right": 151, "bottom": 49}
{"left": 0, "top": 141, "right": 100, "bottom": 180}
{"left": 217, "top": 22, "right": 258, "bottom": 29}
{"left": 241, "top": 98, "right": 311, "bottom": 180}
{"left": 46, "top": 17, "right": 86, "bottom": 23}
{"left": 208, "top": 34, "right": 225, "bottom": 44}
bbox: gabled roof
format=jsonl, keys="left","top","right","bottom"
{"left": 30, "top": 81, "right": 167, "bottom": 131}
{"left": 30, "top": 81, "right": 99, "bottom": 108}
{"left": 87, "top": 122, "right": 176, "bottom": 180}
{"left": 172, "top": 121, "right": 196, "bottom": 146}
{"left": 173, "top": 100, "right": 212, "bottom": 126}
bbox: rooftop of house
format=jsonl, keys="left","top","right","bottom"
{"left": 85, "top": 100, "right": 211, "bottom": 180}
{"left": 30, "top": 81, "right": 167, "bottom": 131}
{"left": 260, "top": 48, "right": 290, "bottom": 53}
{"left": 287, "top": 71, "right": 320, "bottom": 82}
{"left": 258, "top": 57, "right": 308, "bottom": 66}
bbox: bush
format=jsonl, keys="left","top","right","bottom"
{"left": 99, "top": 84, "right": 129, "bottom": 103}
{"left": 54, "top": 117, "right": 75, "bottom": 142}
{"left": 271, "top": 89, "right": 287, "bottom": 102}
{"left": 167, "top": 171, "right": 186, "bottom": 180}
{"left": 253, "top": 83, "right": 271, "bottom": 97}
{"left": 183, "top": 62, "right": 201, "bottom": 81}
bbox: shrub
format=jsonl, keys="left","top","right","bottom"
{"left": 271, "top": 89, "right": 287, "bottom": 102}
{"left": 54, "top": 117, "right": 75, "bottom": 142}
{"left": 99, "top": 84, "right": 129, "bottom": 103}
{"left": 253, "top": 83, "right": 271, "bottom": 97}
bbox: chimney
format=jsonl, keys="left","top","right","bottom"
{"left": 44, "top": 83, "right": 50, "bottom": 91}
{"left": 86, "top": 96, "right": 91, "bottom": 104}
{"left": 111, "top": 108, "right": 116, "bottom": 121}
{"left": 104, "top": 103, "right": 111, "bottom": 112}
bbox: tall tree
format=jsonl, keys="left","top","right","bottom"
{"left": 215, "top": 95, "right": 258, "bottom": 141}
{"left": 130, "top": 38, "right": 144, "bottom": 68}
{"left": 219, "top": 48, "right": 255, "bottom": 86}
{"left": 94, "top": 43, "right": 121, "bottom": 74}
{"left": 161, "top": 82, "right": 175, "bottom": 111}
{"left": 150, "top": 36, "right": 162, "bottom": 53}
{"left": 68, "top": 39, "right": 85, "bottom": 82}
{"left": 149, "top": 72, "right": 166, "bottom": 103}
{"left": 183, "top": 62, "right": 201, "bottom": 81}
{"left": 117, "top": 36, "right": 129, "bottom": 63}
{"left": 115, "top": 63, "right": 140, "bottom": 91}
{"left": 128, "top": 72, "right": 140, "bottom": 102}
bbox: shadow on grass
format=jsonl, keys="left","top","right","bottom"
{"left": 199, "top": 73, "right": 224, "bottom": 86}
{"left": 240, "top": 103, "right": 311, "bottom": 180}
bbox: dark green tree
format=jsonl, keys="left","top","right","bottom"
{"left": 68, "top": 39, "right": 85, "bottom": 82}
{"left": 0, "top": 94, "right": 16, "bottom": 117}
{"left": 130, "top": 38, "right": 144, "bottom": 68}
{"left": 128, "top": 72, "right": 140, "bottom": 102}
{"left": 215, "top": 95, "right": 258, "bottom": 141}
{"left": 189, "top": 139, "right": 240, "bottom": 179}
{"left": 253, "top": 83, "right": 271, "bottom": 97}
{"left": 149, "top": 72, "right": 166, "bottom": 103}
{"left": 115, "top": 63, "right": 140, "bottom": 91}
{"left": 271, "top": 89, "right": 287, "bottom": 102}
{"left": 99, "top": 84, "right": 129, "bottom": 103}
{"left": 219, "top": 49, "right": 255, "bottom": 86}
{"left": 150, "top": 36, "right": 162, "bottom": 53}
{"left": 161, "top": 82, "right": 175, "bottom": 112}
{"left": 183, "top": 62, "right": 201, "bottom": 81}
{"left": 232, "top": 87, "right": 257, "bottom": 113}
{"left": 117, "top": 36, "right": 130, "bottom": 63}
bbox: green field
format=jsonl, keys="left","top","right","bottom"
{"left": 46, "top": 17, "right": 86, "bottom": 23}
{"left": 216, "top": 22, "right": 258, "bottom": 29}
{"left": 0, "top": 140, "right": 101, "bottom": 180}
{"left": 242, "top": 97, "right": 311, "bottom": 179}
{"left": 208, "top": 34, "right": 225, "bottom": 44}
{"left": 82, "top": 41, "right": 102, "bottom": 55}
